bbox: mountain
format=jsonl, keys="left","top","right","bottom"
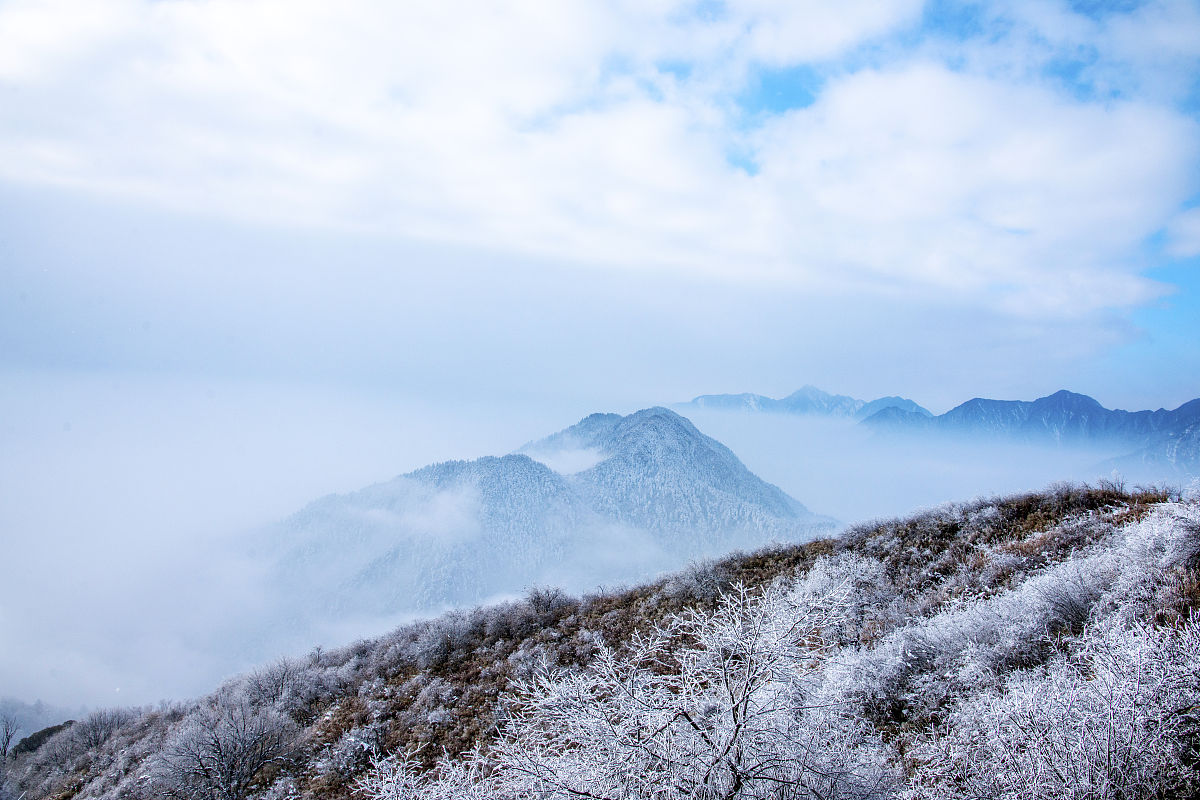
{"left": 259, "top": 407, "right": 834, "bottom": 625}
{"left": 863, "top": 390, "right": 1200, "bottom": 472}
{"left": 679, "top": 385, "right": 932, "bottom": 419}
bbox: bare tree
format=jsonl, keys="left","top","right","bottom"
{"left": 71, "top": 708, "right": 135, "bottom": 750}
{"left": 154, "top": 697, "right": 298, "bottom": 800}
{"left": 0, "top": 714, "right": 20, "bottom": 800}
{"left": 0, "top": 714, "right": 18, "bottom": 759}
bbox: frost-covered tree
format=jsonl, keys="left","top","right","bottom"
{"left": 906, "top": 619, "right": 1200, "bottom": 800}
{"left": 362, "top": 576, "right": 895, "bottom": 800}
{"left": 244, "top": 658, "right": 301, "bottom": 709}
{"left": 154, "top": 697, "right": 298, "bottom": 800}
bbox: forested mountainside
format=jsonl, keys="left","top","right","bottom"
{"left": 6, "top": 483, "right": 1198, "bottom": 800}
{"left": 260, "top": 407, "right": 832, "bottom": 622}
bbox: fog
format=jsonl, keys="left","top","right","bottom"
{"left": 3, "top": 370, "right": 1173, "bottom": 713}
{"left": 0, "top": 370, "right": 578, "bottom": 709}
{"left": 679, "top": 410, "right": 1137, "bottom": 524}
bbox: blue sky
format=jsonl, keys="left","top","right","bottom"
{"left": 3, "top": 0, "right": 1200, "bottom": 708}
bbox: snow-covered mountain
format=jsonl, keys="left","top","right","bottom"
{"left": 260, "top": 408, "right": 834, "bottom": 624}
{"left": 678, "top": 385, "right": 931, "bottom": 420}
{"left": 862, "top": 390, "right": 1200, "bottom": 473}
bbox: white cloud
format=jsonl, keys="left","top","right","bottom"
{"left": 731, "top": 0, "right": 925, "bottom": 64}
{"left": 1165, "top": 206, "right": 1200, "bottom": 258}
{"left": 0, "top": 0, "right": 140, "bottom": 82}
{"left": 933, "top": 0, "right": 1200, "bottom": 103}
{"left": 0, "top": 0, "right": 1196, "bottom": 319}
{"left": 752, "top": 63, "right": 1198, "bottom": 312}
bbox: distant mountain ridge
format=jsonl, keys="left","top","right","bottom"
{"left": 862, "top": 389, "right": 1200, "bottom": 473}
{"left": 262, "top": 407, "right": 834, "bottom": 626}
{"left": 677, "top": 385, "right": 932, "bottom": 419}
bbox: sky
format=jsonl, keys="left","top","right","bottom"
{"left": 2, "top": 0, "right": 1200, "bottom": 708}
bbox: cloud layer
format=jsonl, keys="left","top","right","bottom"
{"left": 1, "top": 0, "right": 1197, "bottom": 317}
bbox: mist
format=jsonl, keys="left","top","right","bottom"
{"left": 680, "top": 409, "right": 1154, "bottom": 525}
{"left": 4, "top": 374, "right": 1167, "bottom": 713}
{"left": 0, "top": 370, "right": 576, "bottom": 709}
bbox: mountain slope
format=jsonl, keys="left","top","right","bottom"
{"left": 11, "top": 484, "right": 1194, "bottom": 800}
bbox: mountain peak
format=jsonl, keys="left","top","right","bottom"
{"left": 1036, "top": 389, "right": 1103, "bottom": 407}
{"left": 621, "top": 405, "right": 689, "bottom": 424}
{"left": 778, "top": 386, "right": 861, "bottom": 415}
{"left": 521, "top": 407, "right": 697, "bottom": 460}
{"left": 606, "top": 406, "right": 705, "bottom": 446}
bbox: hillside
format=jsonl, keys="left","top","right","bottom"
{"left": 6, "top": 482, "right": 1198, "bottom": 799}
